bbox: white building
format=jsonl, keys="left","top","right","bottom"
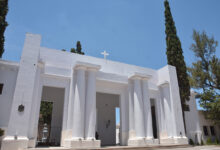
{"left": 0, "top": 33, "right": 189, "bottom": 150}
{"left": 184, "top": 91, "right": 220, "bottom": 144}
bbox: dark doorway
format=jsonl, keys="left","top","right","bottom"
{"left": 37, "top": 86, "right": 65, "bottom": 147}
{"left": 151, "top": 106, "right": 158, "bottom": 139}
{"left": 151, "top": 99, "right": 158, "bottom": 139}
{"left": 96, "top": 92, "right": 120, "bottom": 146}
{"left": 37, "top": 101, "right": 53, "bottom": 146}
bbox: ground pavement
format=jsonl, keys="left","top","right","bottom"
{"left": 28, "top": 145, "right": 220, "bottom": 150}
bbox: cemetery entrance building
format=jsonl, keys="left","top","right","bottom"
{"left": 0, "top": 34, "right": 188, "bottom": 150}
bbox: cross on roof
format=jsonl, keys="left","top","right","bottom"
{"left": 101, "top": 50, "right": 109, "bottom": 60}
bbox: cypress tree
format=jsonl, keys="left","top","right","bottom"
{"left": 68, "top": 41, "right": 84, "bottom": 55}
{"left": 164, "top": 0, "right": 190, "bottom": 129}
{"left": 0, "top": 0, "right": 9, "bottom": 58}
{"left": 76, "top": 41, "right": 84, "bottom": 55}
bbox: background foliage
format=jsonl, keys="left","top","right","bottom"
{"left": 188, "top": 30, "right": 220, "bottom": 124}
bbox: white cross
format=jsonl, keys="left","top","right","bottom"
{"left": 101, "top": 50, "right": 109, "bottom": 60}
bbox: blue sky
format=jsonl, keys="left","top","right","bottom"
{"left": 3, "top": 0, "right": 220, "bottom": 122}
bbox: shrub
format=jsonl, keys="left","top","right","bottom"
{"left": 0, "top": 128, "right": 4, "bottom": 136}
{"left": 189, "top": 139, "right": 194, "bottom": 145}
{"left": 214, "top": 138, "right": 219, "bottom": 144}
{"left": 206, "top": 137, "right": 212, "bottom": 145}
{"left": 201, "top": 139, "right": 204, "bottom": 145}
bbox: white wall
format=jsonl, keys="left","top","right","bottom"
{"left": 40, "top": 47, "right": 158, "bottom": 90}
{"left": 185, "top": 92, "right": 220, "bottom": 144}
{"left": 184, "top": 92, "right": 201, "bottom": 143}
{"left": 0, "top": 61, "right": 18, "bottom": 130}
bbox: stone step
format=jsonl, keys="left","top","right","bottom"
{"left": 27, "top": 144, "right": 191, "bottom": 150}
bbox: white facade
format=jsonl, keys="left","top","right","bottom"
{"left": 185, "top": 91, "right": 220, "bottom": 144}
{"left": 0, "top": 33, "right": 188, "bottom": 150}
{"left": 197, "top": 111, "right": 220, "bottom": 143}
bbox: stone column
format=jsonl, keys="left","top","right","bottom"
{"left": 142, "top": 80, "right": 153, "bottom": 139}
{"left": 160, "top": 83, "right": 173, "bottom": 138}
{"left": 133, "top": 77, "right": 145, "bottom": 138}
{"left": 156, "top": 91, "right": 167, "bottom": 138}
{"left": 72, "top": 66, "right": 86, "bottom": 139}
{"left": 128, "top": 80, "right": 135, "bottom": 139}
{"left": 67, "top": 69, "right": 74, "bottom": 130}
{"left": 85, "top": 68, "right": 97, "bottom": 139}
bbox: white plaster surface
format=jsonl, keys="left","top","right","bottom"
{"left": 184, "top": 92, "right": 220, "bottom": 144}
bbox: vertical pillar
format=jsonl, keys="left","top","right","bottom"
{"left": 1, "top": 33, "right": 41, "bottom": 150}
{"left": 72, "top": 66, "right": 86, "bottom": 139}
{"left": 159, "top": 83, "right": 174, "bottom": 138}
{"left": 27, "top": 67, "right": 41, "bottom": 147}
{"left": 85, "top": 68, "right": 97, "bottom": 139}
{"left": 133, "top": 78, "right": 145, "bottom": 138}
{"left": 142, "top": 80, "right": 153, "bottom": 139}
{"left": 67, "top": 69, "right": 74, "bottom": 130}
{"left": 128, "top": 80, "right": 135, "bottom": 139}
{"left": 156, "top": 91, "right": 167, "bottom": 138}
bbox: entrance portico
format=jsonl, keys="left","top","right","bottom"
{"left": 0, "top": 33, "right": 188, "bottom": 150}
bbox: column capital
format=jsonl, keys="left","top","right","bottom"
{"left": 87, "top": 67, "right": 99, "bottom": 72}
{"left": 75, "top": 65, "right": 87, "bottom": 70}
{"left": 74, "top": 61, "right": 101, "bottom": 71}
{"left": 129, "top": 72, "right": 151, "bottom": 81}
{"left": 157, "top": 80, "right": 169, "bottom": 87}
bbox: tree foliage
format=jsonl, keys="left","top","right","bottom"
{"left": 40, "top": 101, "right": 53, "bottom": 124}
{"left": 164, "top": 0, "right": 190, "bottom": 107}
{"left": 0, "top": 0, "right": 9, "bottom": 58}
{"left": 188, "top": 30, "right": 220, "bottom": 123}
{"left": 0, "top": 128, "right": 4, "bottom": 136}
{"left": 76, "top": 41, "right": 84, "bottom": 55}
{"left": 69, "top": 41, "right": 85, "bottom": 55}
{"left": 62, "top": 41, "right": 85, "bottom": 55}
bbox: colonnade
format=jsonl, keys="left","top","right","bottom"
{"left": 128, "top": 74, "right": 179, "bottom": 142}
{"left": 128, "top": 74, "right": 153, "bottom": 140}
{"left": 68, "top": 63, "right": 100, "bottom": 140}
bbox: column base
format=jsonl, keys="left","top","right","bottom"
{"left": 1, "top": 136, "right": 29, "bottom": 150}
{"left": 145, "top": 138, "right": 159, "bottom": 145}
{"left": 60, "top": 130, "right": 72, "bottom": 147}
{"left": 64, "top": 139, "right": 101, "bottom": 148}
{"left": 159, "top": 138, "right": 175, "bottom": 145}
{"left": 159, "top": 137, "right": 188, "bottom": 145}
{"left": 174, "top": 137, "right": 188, "bottom": 145}
{"left": 28, "top": 138, "right": 36, "bottom": 148}
{"left": 128, "top": 138, "right": 159, "bottom": 146}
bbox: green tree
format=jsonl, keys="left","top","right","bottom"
{"left": 188, "top": 30, "right": 220, "bottom": 124}
{"left": 0, "top": 0, "right": 9, "bottom": 58}
{"left": 70, "top": 48, "right": 76, "bottom": 53}
{"left": 40, "top": 101, "right": 53, "bottom": 124}
{"left": 62, "top": 41, "right": 85, "bottom": 54}
{"left": 70, "top": 41, "right": 84, "bottom": 55}
{"left": 76, "top": 41, "right": 84, "bottom": 55}
{"left": 164, "top": 0, "right": 190, "bottom": 126}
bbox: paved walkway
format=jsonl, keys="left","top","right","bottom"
{"left": 152, "top": 146, "right": 220, "bottom": 150}
{"left": 28, "top": 145, "right": 220, "bottom": 150}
